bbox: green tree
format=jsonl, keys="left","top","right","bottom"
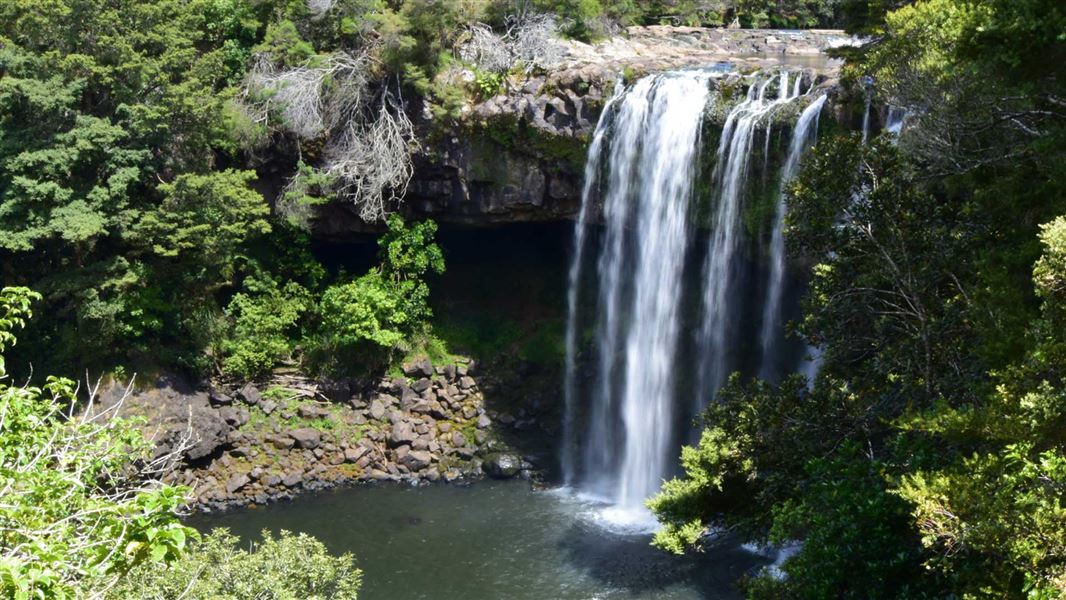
{"left": 111, "top": 529, "right": 362, "bottom": 600}
{"left": 221, "top": 276, "right": 312, "bottom": 379}
{"left": 316, "top": 216, "right": 444, "bottom": 366}
{"left": 0, "top": 286, "right": 194, "bottom": 598}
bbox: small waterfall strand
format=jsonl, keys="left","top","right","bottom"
{"left": 698, "top": 71, "right": 799, "bottom": 404}
{"left": 561, "top": 80, "right": 625, "bottom": 486}
{"left": 758, "top": 94, "right": 828, "bottom": 380}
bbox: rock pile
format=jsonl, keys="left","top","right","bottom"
{"left": 103, "top": 360, "right": 539, "bottom": 512}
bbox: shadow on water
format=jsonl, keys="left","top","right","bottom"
{"left": 556, "top": 521, "right": 766, "bottom": 600}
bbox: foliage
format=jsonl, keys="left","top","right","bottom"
{"left": 319, "top": 271, "right": 409, "bottom": 351}
{"left": 317, "top": 215, "right": 445, "bottom": 364}
{"left": 0, "top": 286, "right": 195, "bottom": 598}
{"left": 651, "top": 1, "right": 1066, "bottom": 595}
{"left": 221, "top": 276, "right": 312, "bottom": 379}
{"left": 110, "top": 529, "right": 362, "bottom": 600}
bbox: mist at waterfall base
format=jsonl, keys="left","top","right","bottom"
{"left": 562, "top": 68, "right": 826, "bottom": 530}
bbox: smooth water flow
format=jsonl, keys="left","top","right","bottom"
{"left": 698, "top": 71, "right": 799, "bottom": 399}
{"left": 563, "top": 69, "right": 827, "bottom": 528}
{"left": 759, "top": 94, "right": 827, "bottom": 379}
{"left": 562, "top": 81, "right": 623, "bottom": 487}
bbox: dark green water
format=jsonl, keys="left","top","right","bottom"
{"left": 189, "top": 481, "right": 767, "bottom": 600}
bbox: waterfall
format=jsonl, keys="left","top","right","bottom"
{"left": 562, "top": 69, "right": 826, "bottom": 527}
{"left": 758, "top": 94, "right": 827, "bottom": 380}
{"left": 697, "top": 71, "right": 798, "bottom": 401}
{"left": 562, "top": 81, "right": 623, "bottom": 486}
{"left": 861, "top": 92, "right": 872, "bottom": 144}
{"left": 885, "top": 106, "right": 907, "bottom": 135}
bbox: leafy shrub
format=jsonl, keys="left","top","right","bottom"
{"left": 0, "top": 287, "right": 194, "bottom": 598}
{"left": 320, "top": 271, "right": 409, "bottom": 351}
{"left": 315, "top": 215, "right": 445, "bottom": 367}
{"left": 222, "top": 277, "right": 312, "bottom": 379}
{"left": 110, "top": 529, "right": 362, "bottom": 600}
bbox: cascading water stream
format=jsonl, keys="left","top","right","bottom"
{"left": 697, "top": 71, "right": 798, "bottom": 402}
{"left": 562, "top": 68, "right": 827, "bottom": 528}
{"left": 562, "top": 81, "right": 624, "bottom": 487}
{"left": 758, "top": 94, "right": 827, "bottom": 380}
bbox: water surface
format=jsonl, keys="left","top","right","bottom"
{"left": 191, "top": 481, "right": 766, "bottom": 600}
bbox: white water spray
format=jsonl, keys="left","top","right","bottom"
{"left": 562, "top": 69, "right": 827, "bottom": 528}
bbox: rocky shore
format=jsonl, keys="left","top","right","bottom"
{"left": 102, "top": 359, "right": 540, "bottom": 512}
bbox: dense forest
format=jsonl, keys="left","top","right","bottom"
{"left": 1, "top": 0, "right": 1064, "bottom": 598}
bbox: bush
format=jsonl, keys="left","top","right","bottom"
{"left": 315, "top": 216, "right": 445, "bottom": 368}
{"left": 0, "top": 287, "right": 194, "bottom": 598}
{"left": 221, "top": 277, "right": 312, "bottom": 379}
{"left": 110, "top": 529, "right": 362, "bottom": 600}
{"left": 320, "top": 271, "right": 409, "bottom": 351}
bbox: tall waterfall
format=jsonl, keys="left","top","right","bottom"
{"left": 562, "top": 68, "right": 826, "bottom": 527}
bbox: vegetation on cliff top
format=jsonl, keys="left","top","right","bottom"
{"left": 0, "top": 0, "right": 841, "bottom": 381}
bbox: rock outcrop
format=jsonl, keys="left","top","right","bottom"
{"left": 312, "top": 26, "right": 853, "bottom": 237}
{"left": 102, "top": 361, "right": 545, "bottom": 512}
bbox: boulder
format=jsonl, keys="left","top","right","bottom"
{"left": 388, "top": 421, "right": 418, "bottom": 447}
{"left": 369, "top": 399, "right": 386, "bottom": 420}
{"left": 298, "top": 404, "right": 331, "bottom": 420}
{"left": 400, "top": 450, "right": 434, "bottom": 471}
{"left": 288, "top": 428, "right": 322, "bottom": 450}
{"left": 402, "top": 358, "right": 433, "bottom": 378}
{"left": 94, "top": 375, "right": 233, "bottom": 464}
{"left": 219, "top": 406, "right": 249, "bottom": 428}
{"left": 265, "top": 434, "right": 295, "bottom": 450}
{"left": 477, "top": 413, "right": 492, "bottom": 429}
{"left": 344, "top": 447, "right": 369, "bottom": 463}
{"left": 260, "top": 400, "right": 278, "bottom": 415}
{"left": 452, "top": 431, "right": 467, "bottom": 448}
{"left": 225, "top": 473, "right": 250, "bottom": 494}
{"left": 411, "top": 378, "right": 432, "bottom": 393}
{"left": 238, "top": 384, "right": 261, "bottom": 406}
{"left": 482, "top": 453, "right": 522, "bottom": 479}
{"left": 319, "top": 379, "right": 350, "bottom": 403}
{"left": 208, "top": 389, "right": 232, "bottom": 406}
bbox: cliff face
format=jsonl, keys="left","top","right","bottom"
{"left": 312, "top": 27, "right": 854, "bottom": 238}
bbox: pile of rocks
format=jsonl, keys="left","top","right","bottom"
{"left": 105, "top": 361, "right": 537, "bottom": 512}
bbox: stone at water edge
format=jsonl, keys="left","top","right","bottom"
{"left": 399, "top": 450, "right": 434, "bottom": 471}
{"left": 482, "top": 453, "right": 522, "bottom": 479}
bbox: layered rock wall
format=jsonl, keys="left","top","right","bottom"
{"left": 312, "top": 27, "right": 855, "bottom": 237}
